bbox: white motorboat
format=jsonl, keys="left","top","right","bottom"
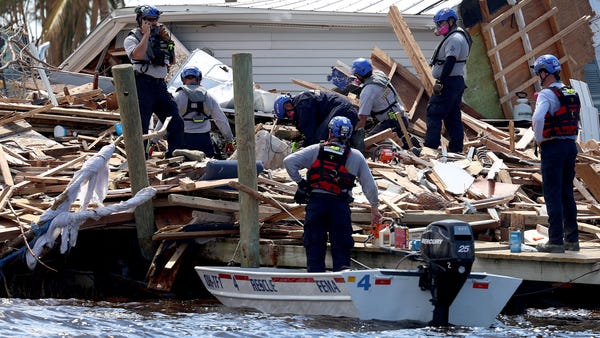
{"left": 195, "top": 220, "right": 523, "bottom": 327}
{"left": 194, "top": 266, "right": 520, "bottom": 327}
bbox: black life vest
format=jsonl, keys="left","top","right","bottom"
{"left": 542, "top": 86, "right": 580, "bottom": 138}
{"left": 307, "top": 143, "right": 356, "bottom": 197}
{"left": 429, "top": 27, "right": 472, "bottom": 66}
{"left": 128, "top": 29, "right": 174, "bottom": 68}
{"left": 177, "top": 85, "right": 209, "bottom": 123}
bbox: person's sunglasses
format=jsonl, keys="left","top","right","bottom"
{"left": 184, "top": 75, "right": 197, "bottom": 79}
{"left": 144, "top": 17, "right": 158, "bottom": 22}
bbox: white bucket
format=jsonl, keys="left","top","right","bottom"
{"left": 53, "top": 125, "right": 68, "bottom": 138}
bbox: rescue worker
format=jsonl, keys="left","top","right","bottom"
{"left": 173, "top": 66, "right": 234, "bottom": 158}
{"left": 531, "top": 54, "right": 580, "bottom": 253}
{"left": 351, "top": 58, "right": 414, "bottom": 149}
{"left": 123, "top": 5, "right": 184, "bottom": 158}
{"left": 273, "top": 90, "right": 361, "bottom": 150}
{"left": 283, "top": 116, "right": 382, "bottom": 272}
{"left": 424, "top": 7, "right": 471, "bottom": 154}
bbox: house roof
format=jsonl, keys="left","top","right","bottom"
{"left": 62, "top": 2, "right": 451, "bottom": 72}
{"left": 125, "top": 0, "right": 464, "bottom": 15}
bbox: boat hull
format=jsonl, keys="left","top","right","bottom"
{"left": 195, "top": 266, "right": 357, "bottom": 318}
{"left": 341, "top": 269, "right": 522, "bottom": 327}
{"left": 195, "top": 266, "right": 521, "bottom": 326}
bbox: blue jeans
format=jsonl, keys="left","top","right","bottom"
{"left": 303, "top": 193, "right": 354, "bottom": 272}
{"left": 540, "top": 139, "right": 578, "bottom": 245}
{"left": 424, "top": 76, "right": 465, "bottom": 153}
{"left": 135, "top": 74, "right": 184, "bottom": 157}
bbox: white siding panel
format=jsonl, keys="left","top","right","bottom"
{"left": 171, "top": 24, "right": 437, "bottom": 94}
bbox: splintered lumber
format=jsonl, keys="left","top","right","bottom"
{"left": 168, "top": 194, "right": 281, "bottom": 215}
{"left": 260, "top": 205, "right": 305, "bottom": 223}
{"left": 152, "top": 229, "right": 239, "bottom": 241}
{"left": 578, "top": 221, "right": 600, "bottom": 235}
{"left": 228, "top": 180, "right": 292, "bottom": 210}
{"left": 0, "top": 145, "right": 13, "bottom": 186}
{"left": 0, "top": 185, "right": 14, "bottom": 211}
{"left": 574, "top": 178, "right": 598, "bottom": 204}
{"left": 0, "top": 104, "right": 54, "bottom": 127}
{"left": 575, "top": 163, "right": 600, "bottom": 202}
{"left": 364, "top": 129, "right": 396, "bottom": 149}
{"left": 387, "top": 5, "right": 435, "bottom": 95}
{"left": 291, "top": 78, "right": 359, "bottom": 106}
{"left": 370, "top": 47, "right": 429, "bottom": 123}
{"left": 375, "top": 169, "right": 424, "bottom": 195}
{"left": 257, "top": 176, "right": 296, "bottom": 195}
{"left": 147, "top": 241, "right": 189, "bottom": 292}
{"left": 515, "top": 128, "right": 535, "bottom": 150}
{"left": 12, "top": 153, "right": 88, "bottom": 192}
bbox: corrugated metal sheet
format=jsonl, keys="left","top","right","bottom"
{"left": 126, "top": 0, "right": 463, "bottom": 15}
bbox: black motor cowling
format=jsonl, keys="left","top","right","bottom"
{"left": 418, "top": 220, "right": 475, "bottom": 326}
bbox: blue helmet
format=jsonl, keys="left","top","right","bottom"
{"left": 533, "top": 54, "right": 561, "bottom": 75}
{"left": 274, "top": 95, "right": 292, "bottom": 119}
{"left": 433, "top": 8, "right": 458, "bottom": 24}
{"left": 351, "top": 58, "right": 373, "bottom": 77}
{"left": 328, "top": 116, "right": 353, "bottom": 139}
{"left": 181, "top": 66, "right": 202, "bottom": 81}
{"left": 135, "top": 5, "right": 161, "bottom": 20}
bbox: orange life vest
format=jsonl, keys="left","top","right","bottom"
{"left": 307, "top": 143, "right": 356, "bottom": 197}
{"left": 542, "top": 86, "right": 580, "bottom": 138}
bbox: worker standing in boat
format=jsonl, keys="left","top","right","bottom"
{"left": 123, "top": 4, "right": 184, "bottom": 158}
{"left": 531, "top": 54, "right": 580, "bottom": 253}
{"left": 273, "top": 90, "right": 362, "bottom": 150}
{"left": 173, "top": 66, "right": 235, "bottom": 158}
{"left": 423, "top": 7, "right": 471, "bottom": 154}
{"left": 283, "top": 116, "right": 382, "bottom": 272}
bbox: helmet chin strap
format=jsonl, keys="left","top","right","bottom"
{"left": 539, "top": 72, "right": 551, "bottom": 86}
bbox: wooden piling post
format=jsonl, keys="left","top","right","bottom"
{"left": 232, "top": 53, "right": 260, "bottom": 268}
{"left": 112, "top": 64, "right": 156, "bottom": 261}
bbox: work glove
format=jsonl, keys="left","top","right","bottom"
{"left": 225, "top": 142, "right": 235, "bottom": 156}
{"left": 294, "top": 179, "right": 311, "bottom": 204}
{"left": 433, "top": 80, "right": 443, "bottom": 96}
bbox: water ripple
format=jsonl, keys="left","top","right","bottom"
{"left": 0, "top": 299, "right": 598, "bottom": 337}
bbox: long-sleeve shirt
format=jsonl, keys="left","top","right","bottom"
{"left": 173, "top": 86, "right": 234, "bottom": 141}
{"left": 283, "top": 143, "right": 379, "bottom": 207}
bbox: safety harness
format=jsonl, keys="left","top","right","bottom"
{"left": 128, "top": 28, "right": 175, "bottom": 72}
{"left": 429, "top": 27, "right": 472, "bottom": 66}
{"left": 177, "top": 85, "right": 210, "bottom": 123}
{"left": 363, "top": 71, "right": 402, "bottom": 119}
{"left": 542, "top": 86, "right": 581, "bottom": 138}
{"left": 307, "top": 142, "right": 356, "bottom": 198}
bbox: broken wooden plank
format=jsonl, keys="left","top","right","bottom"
{"left": 575, "top": 163, "right": 600, "bottom": 202}
{"left": 0, "top": 144, "right": 14, "bottom": 186}
{"left": 387, "top": 5, "right": 435, "bottom": 95}
{"left": 229, "top": 180, "right": 291, "bottom": 211}
{"left": 0, "top": 104, "right": 54, "bottom": 127}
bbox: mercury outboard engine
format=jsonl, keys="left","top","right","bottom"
{"left": 418, "top": 220, "right": 475, "bottom": 326}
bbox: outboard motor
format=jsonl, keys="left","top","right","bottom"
{"left": 418, "top": 220, "right": 475, "bottom": 326}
